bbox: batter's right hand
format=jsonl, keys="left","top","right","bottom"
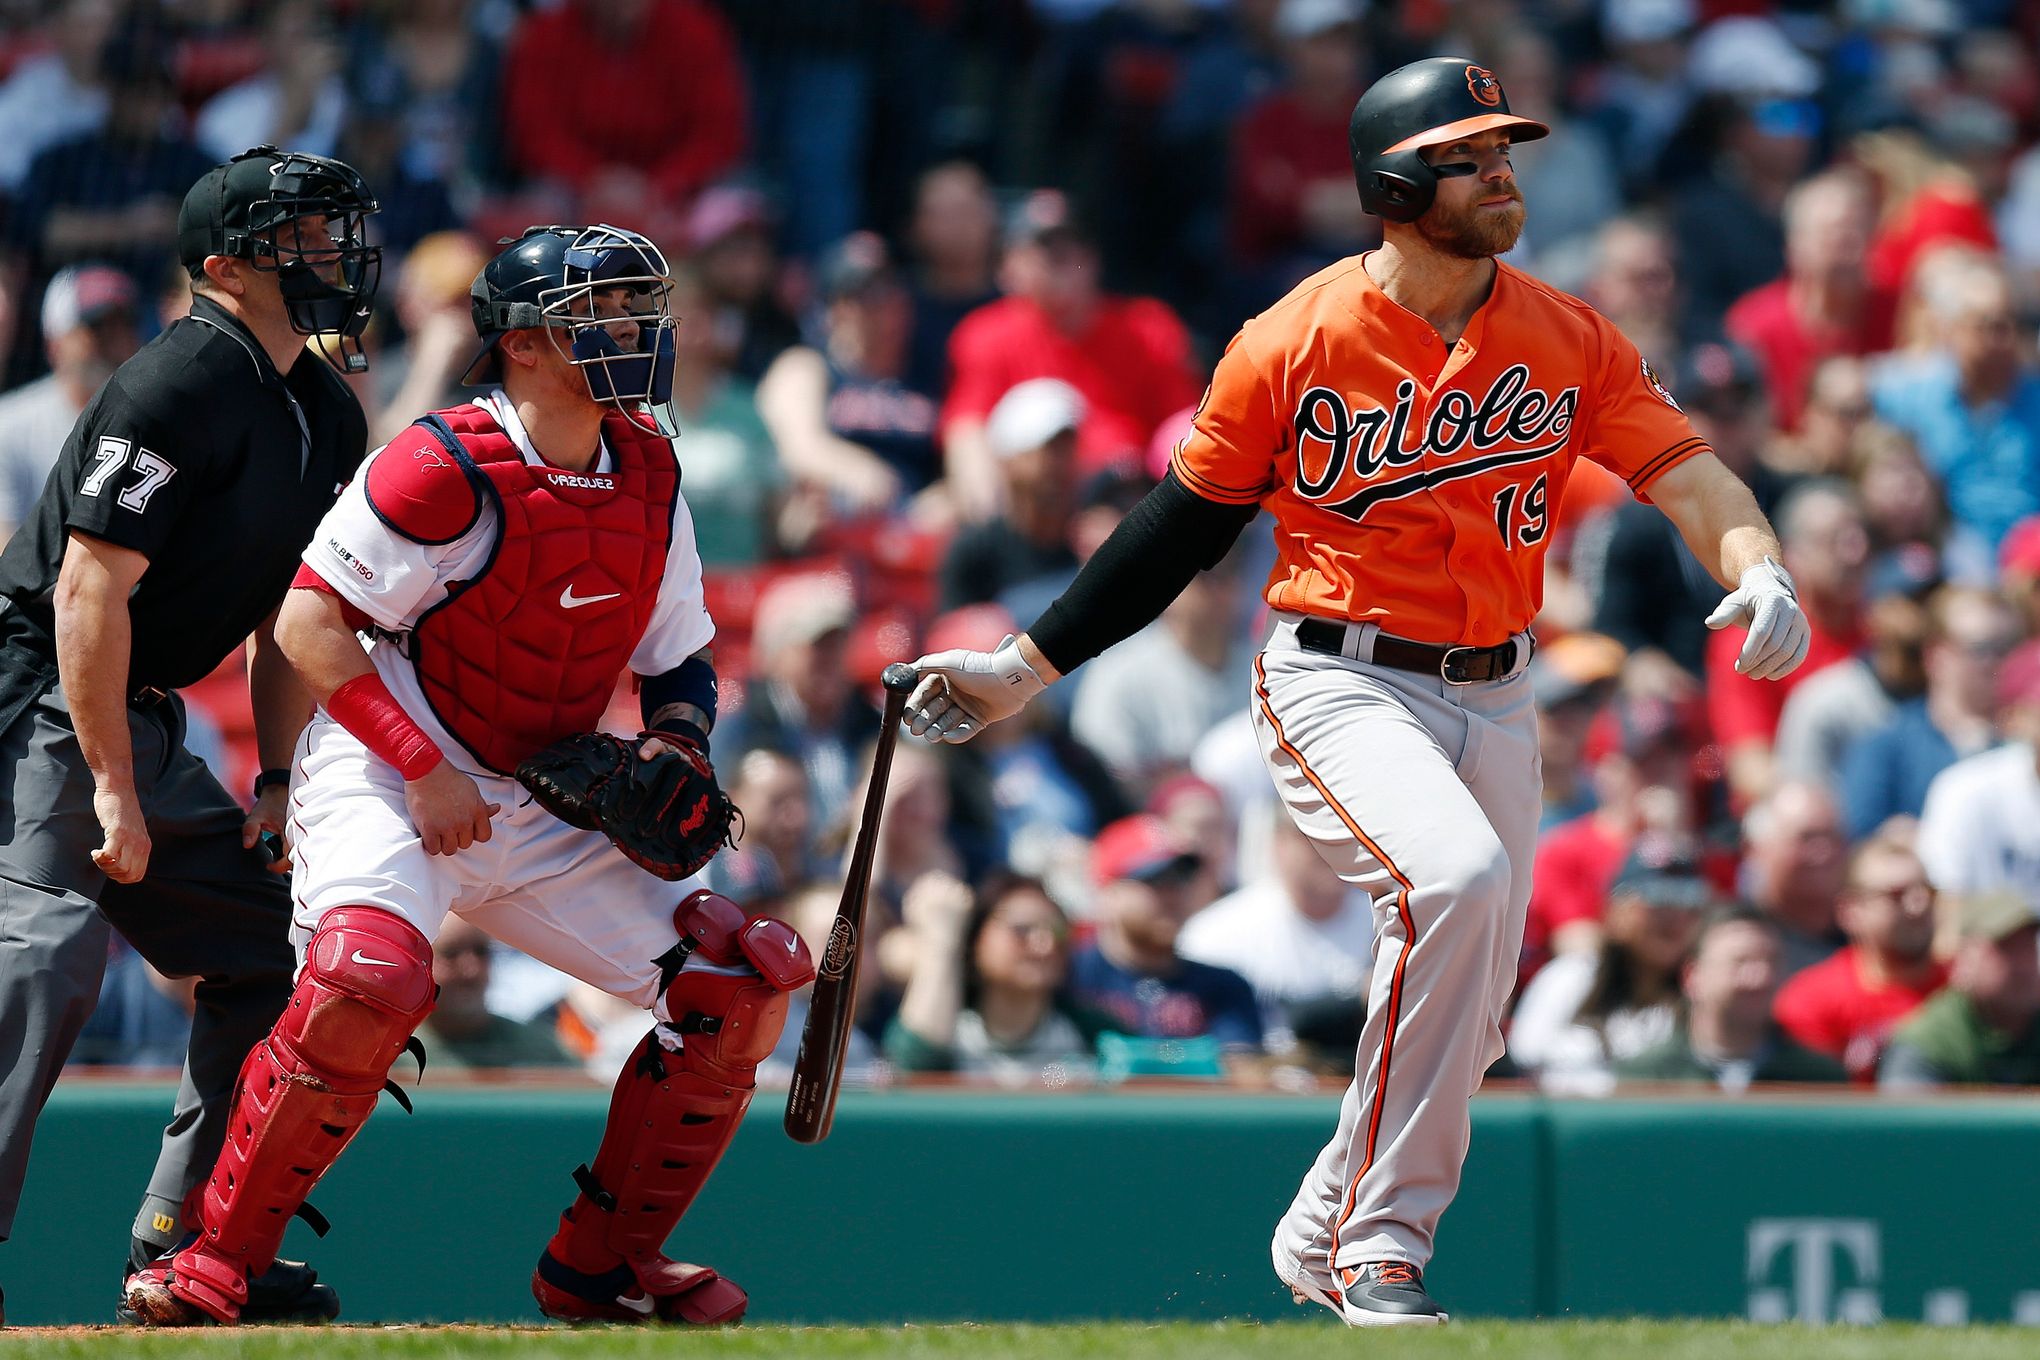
{"left": 903, "top": 635, "right": 1048, "bottom": 744}
{"left": 404, "top": 762, "right": 500, "bottom": 856}
{"left": 90, "top": 785, "right": 150, "bottom": 884}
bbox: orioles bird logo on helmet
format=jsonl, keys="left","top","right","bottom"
{"left": 1465, "top": 65, "right": 1502, "bottom": 107}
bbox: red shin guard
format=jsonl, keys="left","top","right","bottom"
{"left": 537, "top": 892, "right": 813, "bottom": 1323}
{"left": 171, "top": 908, "right": 435, "bottom": 1322}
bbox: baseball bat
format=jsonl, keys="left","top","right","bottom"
{"left": 784, "top": 661, "right": 920, "bottom": 1144}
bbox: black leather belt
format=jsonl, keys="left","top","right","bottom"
{"left": 1294, "top": 618, "right": 1528, "bottom": 684}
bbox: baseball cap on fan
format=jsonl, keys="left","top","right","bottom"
{"left": 42, "top": 265, "right": 138, "bottom": 340}
{"left": 986, "top": 378, "right": 1085, "bottom": 459}
{"left": 1091, "top": 814, "right": 1203, "bottom": 888}
{"left": 1609, "top": 834, "right": 1717, "bottom": 911}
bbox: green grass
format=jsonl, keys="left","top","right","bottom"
{"left": 2, "top": 1321, "right": 2033, "bottom": 1360}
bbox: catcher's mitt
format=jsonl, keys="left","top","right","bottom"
{"left": 515, "top": 731, "right": 739, "bottom": 881}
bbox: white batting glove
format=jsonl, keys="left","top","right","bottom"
{"left": 1704, "top": 556, "right": 1811, "bottom": 681}
{"left": 902, "top": 635, "right": 1047, "bottom": 744}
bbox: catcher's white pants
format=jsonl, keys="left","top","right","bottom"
{"left": 1254, "top": 614, "right": 1540, "bottom": 1277}
{"left": 285, "top": 713, "right": 702, "bottom": 1014}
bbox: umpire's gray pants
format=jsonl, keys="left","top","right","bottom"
{"left": 0, "top": 681, "right": 294, "bottom": 1244}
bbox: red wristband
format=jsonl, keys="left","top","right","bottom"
{"left": 326, "top": 673, "right": 444, "bottom": 781}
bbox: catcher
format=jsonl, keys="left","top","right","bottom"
{"left": 124, "top": 224, "right": 812, "bottom": 1327}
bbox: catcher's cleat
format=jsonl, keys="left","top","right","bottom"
{"left": 119, "top": 1246, "right": 340, "bottom": 1327}
{"left": 532, "top": 1249, "right": 747, "bottom": 1325}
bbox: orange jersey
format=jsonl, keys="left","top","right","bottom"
{"left": 1172, "top": 255, "right": 1708, "bottom": 647}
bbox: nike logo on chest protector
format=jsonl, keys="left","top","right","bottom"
{"left": 560, "top": 585, "right": 623, "bottom": 610}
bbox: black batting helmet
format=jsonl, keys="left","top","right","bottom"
{"left": 1348, "top": 57, "right": 1549, "bottom": 223}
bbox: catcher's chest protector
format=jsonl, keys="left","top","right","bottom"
{"left": 408, "top": 404, "right": 677, "bottom": 773}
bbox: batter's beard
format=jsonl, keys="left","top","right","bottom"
{"left": 1417, "top": 189, "right": 1527, "bottom": 259}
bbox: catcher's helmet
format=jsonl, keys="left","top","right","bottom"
{"left": 177, "top": 145, "right": 382, "bottom": 370}
{"left": 462, "top": 224, "right": 677, "bottom": 410}
{"left": 1348, "top": 57, "right": 1549, "bottom": 223}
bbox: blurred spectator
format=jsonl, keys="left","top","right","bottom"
{"left": 1872, "top": 260, "right": 2040, "bottom": 555}
{"left": 757, "top": 232, "right": 938, "bottom": 516}
{"left": 1880, "top": 891, "right": 2040, "bottom": 1089}
{"left": 1668, "top": 24, "right": 1823, "bottom": 329}
{"left": 1615, "top": 906, "right": 1847, "bottom": 1089}
{"left": 724, "top": 571, "right": 881, "bottom": 833}
{"left": 998, "top": 463, "right": 1156, "bottom": 633}
{"left": 1580, "top": 0, "right": 1697, "bottom": 198}
{"left": 0, "top": 0, "right": 114, "bottom": 194}
{"left": 1492, "top": 27, "right": 1620, "bottom": 267}
{"left": 331, "top": 77, "right": 461, "bottom": 262}
{"left": 724, "top": 0, "right": 877, "bottom": 261}
{"left": 1587, "top": 340, "right": 1788, "bottom": 691}
{"left": 1148, "top": 772, "right": 1234, "bottom": 902}
{"left": 1525, "top": 693, "right": 1708, "bottom": 966}
{"left": 7, "top": 34, "right": 212, "bottom": 299}
{"left": 852, "top": 739, "right": 963, "bottom": 1034}
{"left": 659, "top": 262, "right": 780, "bottom": 566}
{"left": 688, "top": 185, "right": 801, "bottom": 383}
{"left": 887, "top": 872, "right": 1098, "bottom": 1084}
{"left": 1510, "top": 836, "right": 1713, "bottom": 1096}
{"left": 941, "top": 192, "right": 1198, "bottom": 519}
{"left": 1725, "top": 170, "right": 1896, "bottom": 432}
{"left": 1706, "top": 480, "right": 1868, "bottom": 802}
{"left": 1916, "top": 640, "right": 2040, "bottom": 903}
{"left": 759, "top": 881, "right": 883, "bottom": 1088}
{"left": 1528, "top": 632, "right": 1626, "bottom": 831}
{"left": 346, "top": 0, "right": 503, "bottom": 192}
{"left": 500, "top": 0, "right": 745, "bottom": 208}
{"left": 0, "top": 264, "right": 139, "bottom": 543}
{"left": 1226, "top": 0, "right": 1369, "bottom": 279}
{"left": 938, "top": 378, "right": 1083, "bottom": 611}
{"left": 1578, "top": 214, "right": 1687, "bottom": 378}
{"left": 1768, "top": 356, "right": 1878, "bottom": 479}
{"left": 928, "top": 603, "right": 1127, "bottom": 899}
{"left": 2004, "top": 517, "right": 2040, "bottom": 639}
{"left": 1068, "top": 815, "right": 1261, "bottom": 1053}
{"left": 904, "top": 160, "right": 1001, "bottom": 398}
{"left": 1176, "top": 803, "right": 1370, "bottom": 1058}
{"left": 704, "top": 748, "right": 819, "bottom": 909}
{"left": 1070, "top": 553, "right": 1246, "bottom": 797}
{"left": 1774, "top": 829, "right": 1945, "bottom": 1085}
{"left": 1740, "top": 780, "right": 1848, "bottom": 978}
{"left": 1838, "top": 587, "right": 2018, "bottom": 838}
{"left": 1859, "top": 121, "right": 2006, "bottom": 301}
{"left": 1772, "top": 591, "right": 1927, "bottom": 795}
{"left": 1850, "top": 424, "right": 1985, "bottom": 586}
{"left": 372, "top": 230, "right": 488, "bottom": 444}
{"left": 416, "top": 916, "right": 577, "bottom": 1071}
{"left": 194, "top": 0, "right": 349, "bottom": 164}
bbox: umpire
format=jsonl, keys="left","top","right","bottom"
{"left": 0, "top": 147, "right": 377, "bottom": 1322}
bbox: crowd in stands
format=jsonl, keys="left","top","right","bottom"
{"left": 9, "top": 0, "right": 2040, "bottom": 1094}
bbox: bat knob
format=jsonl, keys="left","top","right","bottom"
{"left": 881, "top": 662, "right": 918, "bottom": 694}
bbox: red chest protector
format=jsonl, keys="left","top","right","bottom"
{"left": 380, "top": 404, "right": 678, "bottom": 774}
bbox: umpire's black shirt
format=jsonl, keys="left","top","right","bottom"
{"left": 0, "top": 295, "right": 366, "bottom": 692}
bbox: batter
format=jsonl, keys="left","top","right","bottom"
{"left": 902, "top": 56, "right": 1809, "bottom": 1326}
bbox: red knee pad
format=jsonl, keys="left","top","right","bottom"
{"left": 181, "top": 907, "right": 435, "bottom": 1309}
{"left": 665, "top": 891, "right": 815, "bottom": 1078}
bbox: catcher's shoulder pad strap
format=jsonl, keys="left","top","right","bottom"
{"left": 364, "top": 416, "right": 488, "bottom": 545}
{"left": 738, "top": 917, "right": 815, "bottom": 991}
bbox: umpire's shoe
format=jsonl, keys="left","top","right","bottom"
{"left": 118, "top": 1243, "right": 340, "bottom": 1326}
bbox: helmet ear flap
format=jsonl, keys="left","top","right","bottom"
{"left": 1361, "top": 151, "right": 1437, "bottom": 224}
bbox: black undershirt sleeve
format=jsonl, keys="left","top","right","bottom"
{"left": 1027, "top": 470, "right": 1260, "bottom": 677}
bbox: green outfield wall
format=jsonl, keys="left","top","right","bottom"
{"left": 7, "top": 1083, "right": 2038, "bottom": 1326}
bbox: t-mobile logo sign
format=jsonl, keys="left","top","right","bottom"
{"left": 1747, "top": 1218, "right": 1882, "bottom": 1323}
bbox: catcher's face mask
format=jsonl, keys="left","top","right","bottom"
{"left": 538, "top": 226, "right": 677, "bottom": 409}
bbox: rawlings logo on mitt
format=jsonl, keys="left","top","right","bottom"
{"left": 515, "top": 731, "right": 740, "bottom": 881}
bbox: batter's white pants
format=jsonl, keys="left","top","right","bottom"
{"left": 1254, "top": 615, "right": 1539, "bottom": 1279}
